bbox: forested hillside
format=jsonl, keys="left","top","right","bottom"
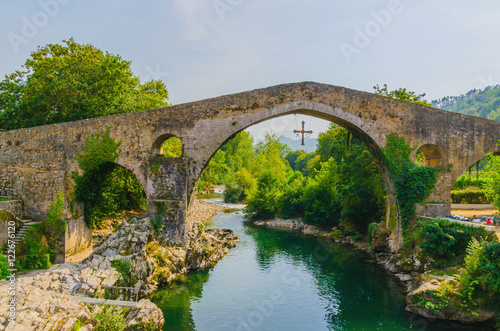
{"left": 432, "top": 85, "right": 500, "bottom": 120}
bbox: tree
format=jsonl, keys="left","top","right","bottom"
{"left": 484, "top": 154, "right": 500, "bottom": 210}
{"left": 373, "top": 84, "right": 431, "bottom": 107}
{"left": 76, "top": 127, "right": 121, "bottom": 172}
{"left": 249, "top": 132, "right": 292, "bottom": 181}
{"left": 221, "top": 131, "right": 255, "bottom": 173}
{"left": 0, "top": 38, "right": 169, "bottom": 130}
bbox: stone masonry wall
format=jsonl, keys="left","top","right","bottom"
{"left": 0, "top": 82, "right": 499, "bottom": 250}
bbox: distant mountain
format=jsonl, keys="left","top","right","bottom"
{"left": 432, "top": 85, "right": 500, "bottom": 120}
{"left": 278, "top": 135, "right": 317, "bottom": 153}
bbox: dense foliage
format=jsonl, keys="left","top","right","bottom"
{"left": 199, "top": 131, "right": 254, "bottom": 191}
{"left": 93, "top": 304, "right": 127, "bottom": 331}
{"left": 451, "top": 190, "right": 489, "bottom": 204}
{"left": 0, "top": 38, "right": 169, "bottom": 130}
{"left": 452, "top": 175, "right": 486, "bottom": 190}
{"left": 382, "top": 134, "right": 438, "bottom": 231}
{"left": 242, "top": 125, "right": 386, "bottom": 232}
{"left": 161, "top": 137, "right": 183, "bottom": 157}
{"left": 16, "top": 192, "right": 67, "bottom": 270}
{"left": 74, "top": 128, "right": 145, "bottom": 228}
{"left": 432, "top": 85, "right": 500, "bottom": 120}
{"left": 0, "top": 256, "right": 9, "bottom": 280}
{"left": 419, "top": 219, "right": 496, "bottom": 265}
{"left": 482, "top": 154, "right": 500, "bottom": 210}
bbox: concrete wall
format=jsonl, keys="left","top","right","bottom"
{"left": 64, "top": 216, "right": 92, "bottom": 262}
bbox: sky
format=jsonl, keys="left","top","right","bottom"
{"left": 1, "top": 0, "right": 499, "bottom": 139}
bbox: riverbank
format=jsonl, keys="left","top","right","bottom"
{"left": 0, "top": 200, "right": 238, "bottom": 330}
{"left": 251, "top": 216, "right": 498, "bottom": 328}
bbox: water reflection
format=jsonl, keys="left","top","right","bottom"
{"left": 151, "top": 212, "right": 492, "bottom": 331}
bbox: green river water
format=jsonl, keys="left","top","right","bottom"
{"left": 150, "top": 209, "right": 491, "bottom": 331}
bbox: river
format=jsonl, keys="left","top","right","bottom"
{"left": 150, "top": 209, "right": 485, "bottom": 331}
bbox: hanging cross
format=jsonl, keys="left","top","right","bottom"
{"left": 293, "top": 121, "right": 313, "bottom": 146}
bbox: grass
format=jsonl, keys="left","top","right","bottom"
{"left": 0, "top": 198, "right": 13, "bottom": 202}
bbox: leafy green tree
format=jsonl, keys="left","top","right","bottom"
{"left": 221, "top": 131, "right": 255, "bottom": 173}
{"left": 249, "top": 133, "right": 292, "bottom": 181}
{"left": 284, "top": 150, "right": 306, "bottom": 171}
{"left": 44, "top": 191, "right": 67, "bottom": 243}
{"left": 483, "top": 154, "right": 500, "bottom": 210}
{"left": 374, "top": 84, "right": 431, "bottom": 107}
{"left": 0, "top": 38, "right": 169, "bottom": 130}
{"left": 76, "top": 127, "right": 121, "bottom": 172}
{"left": 199, "top": 150, "right": 230, "bottom": 190}
{"left": 246, "top": 170, "right": 281, "bottom": 220}
{"left": 301, "top": 159, "right": 342, "bottom": 227}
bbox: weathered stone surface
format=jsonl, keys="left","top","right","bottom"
{"left": 1, "top": 82, "right": 499, "bottom": 253}
{"left": 124, "top": 299, "right": 165, "bottom": 331}
{"left": 0, "top": 211, "right": 238, "bottom": 330}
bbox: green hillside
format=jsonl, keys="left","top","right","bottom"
{"left": 432, "top": 85, "right": 500, "bottom": 120}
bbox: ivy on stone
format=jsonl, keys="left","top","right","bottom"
{"left": 382, "top": 134, "right": 438, "bottom": 232}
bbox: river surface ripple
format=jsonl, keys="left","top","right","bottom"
{"left": 150, "top": 208, "right": 487, "bottom": 331}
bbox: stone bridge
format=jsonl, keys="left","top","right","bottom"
{"left": 1, "top": 82, "right": 499, "bottom": 258}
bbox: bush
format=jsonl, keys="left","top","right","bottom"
{"left": 0, "top": 255, "right": 9, "bottom": 279}
{"left": 452, "top": 175, "right": 486, "bottom": 190}
{"left": 74, "top": 127, "right": 145, "bottom": 228}
{"left": 44, "top": 191, "right": 67, "bottom": 241}
{"left": 16, "top": 223, "right": 52, "bottom": 271}
{"left": 93, "top": 304, "right": 127, "bottom": 331}
{"left": 224, "top": 182, "right": 245, "bottom": 203}
{"left": 278, "top": 172, "right": 305, "bottom": 219}
{"left": 245, "top": 170, "right": 281, "bottom": 220}
{"left": 451, "top": 190, "right": 490, "bottom": 204}
{"left": 477, "top": 242, "right": 500, "bottom": 295}
{"left": 76, "top": 162, "right": 146, "bottom": 228}
{"left": 419, "top": 219, "right": 496, "bottom": 266}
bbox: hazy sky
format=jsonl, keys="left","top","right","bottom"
{"left": 1, "top": 1, "right": 499, "bottom": 138}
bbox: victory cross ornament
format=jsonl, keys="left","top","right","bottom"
{"left": 293, "top": 121, "right": 313, "bottom": 146}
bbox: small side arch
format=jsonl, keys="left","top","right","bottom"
{"left": 416, "top": 144, "right": 444, "bottom": 167}
{"left": 152, "top": 134, "right": 183, "bottom": 157}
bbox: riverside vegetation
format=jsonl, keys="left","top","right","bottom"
{"left": 4, "top": 39, "right": 500, "bottom": 327}
{"left": 196, "top": 85, "right": 500, "bottom": 326}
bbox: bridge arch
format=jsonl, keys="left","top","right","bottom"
{"left": 415, "top": 144, "right": 445, "bottom": 167}
{"left": 152, "top": 134, "right": 184, "bottom": 157}
{"left": 186, "top": 101, "right": 401, "bottom": 247}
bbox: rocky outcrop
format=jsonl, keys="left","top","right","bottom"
{"left": 405, "top": 277, "right": 495, "bottom": 323}
{"left": 0, "top": 274, "right": 164, "bottom": 331}
{"left": 254, "top": 218, "right": 330, "bottom": 236}
{"left": 0, "top": 214, "right": 238, "bottom": 330}
{"left": 86, "top": 216, "right": 238, "bottom": 297}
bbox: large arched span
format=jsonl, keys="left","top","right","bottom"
{"left": 184, "top": 102, "right": 401, "bottom": 248}
{"left": 1, "top": 81, "right": 500, "bottom": 253}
